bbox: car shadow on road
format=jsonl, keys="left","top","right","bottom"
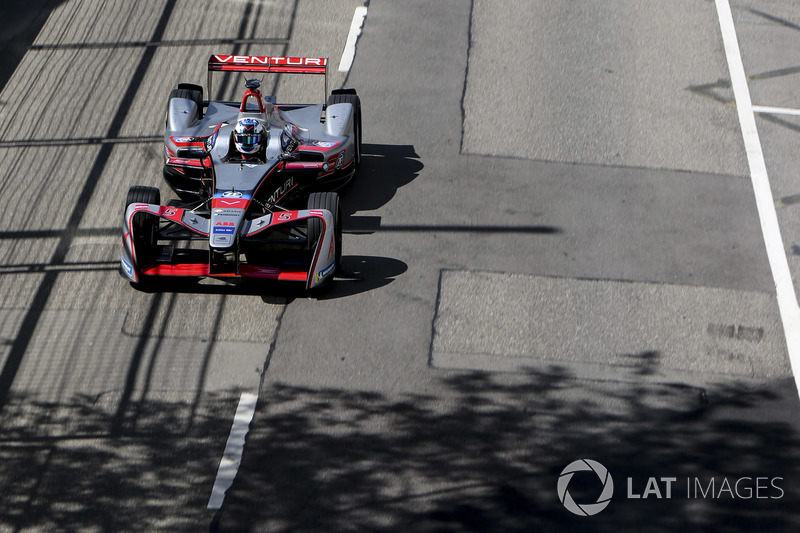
{"left": 341, "top": 143, "right": 423, "bottom": 217}
{"left": 316, "top": 255, "right": 408, "bottom": 300}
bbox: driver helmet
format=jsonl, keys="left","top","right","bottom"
{"left": 233, "top": 118, "right": 265, "bottom": 155}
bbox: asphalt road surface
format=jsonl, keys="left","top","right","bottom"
{"left": 2, "top": 1, "right": 800, "bottom": 531}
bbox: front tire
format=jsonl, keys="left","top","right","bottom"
{"left": 307, "top": 192, "right": 342, "bottom": 274}
{"left": 125, "top": 185, "right": 161, "bottom": 267}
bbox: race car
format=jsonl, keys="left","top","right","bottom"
{"left": 121, "top": 54, "right": 362, "bottom": 291}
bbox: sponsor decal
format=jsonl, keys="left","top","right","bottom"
{"left": 222, "top": 190, "right": 243, "bottom": 198}
{"left": 121, "top": 256, "right": 133, "bottom": 277}
{"left": 335, "top": 151, "right": 345, "bottom": 169}
{"left": 168, "top": 157, "right": 205, "bottom": 167}
{"left": 213, "top": 55, "right": 326, "bottom": 66}
{"left": 297, "top": 141, "right": 340, "bottom": 153}
{"left": 266, "top": 178, "right": 294, "bottom": 204}
{"left": 170, "top": 136, "right": 208, "bottom": 146}
{"left": 285, "top": 162, "right": 325, "bottom": 171}
{"left": 281, "top": 124, "right": 299, "bottom": 152}
{"left": 306, "top": 140, "right": 337, "bottom": 148}
{"left": 213, "top": 221, "right": 236, "bottom": 235}
{"left": 317, "top": 260, "right": 335, "bottom": 281}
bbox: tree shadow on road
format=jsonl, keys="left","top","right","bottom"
{"left": 216, "top": 371, "right": 800, "bottom": 532}
{"left": 0, "top": 390, "right": 240, "bottom": 532}
{"left": 2, "top": 370, "right": 800, "bottom": 532}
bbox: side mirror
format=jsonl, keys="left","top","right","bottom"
{"left": 176, "top": 148, "right": 210, "bottom": 159}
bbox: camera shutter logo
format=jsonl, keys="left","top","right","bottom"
{"left": 557, "top": 459, "right": 614, "bottom": 516}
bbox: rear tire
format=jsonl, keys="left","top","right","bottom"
{"left": 177, "top": 83, "right": 204, "bottom": 118}
{"left": 125, "top": 185, "right": 161, "bottom": 267}
{"left": 327, "top": 92, "right": 361, "bottom": 172}
{"left": 307, "top": 192, "right": 342, "bottom": 274}
{"left": 167, "top": 87, "right": 203, "bottom": 123}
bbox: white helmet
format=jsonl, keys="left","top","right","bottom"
{"left": 233, "top": 118, "right": 265, "bottom": 155}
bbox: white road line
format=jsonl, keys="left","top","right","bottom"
{"left": 752, "top": 105, "right": 800, "bottom": 117}
{"left": 207, "top": 393, "right": 258, "bottom": 510}
{"left": 338, "top": 6, "right": 368, "bottom": 73}
{"left": 715, "top": 0, "right": 800, "bottom": 396}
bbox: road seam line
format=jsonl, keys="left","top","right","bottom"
{"left": 207, "top": 392, "right": 259, "bottom": 510}
{"left": 715, "top": 0, "right": 800, "bottom": 396}
{"left": 338, "top": 6, "right": 368, "bottom": 73}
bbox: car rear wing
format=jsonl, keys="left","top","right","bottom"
{"left": 207, "top": 55, "right": 328, "bottom": 102}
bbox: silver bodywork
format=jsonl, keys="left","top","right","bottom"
{"left": 121, "top": 55, "right": 356, "bottom": 290}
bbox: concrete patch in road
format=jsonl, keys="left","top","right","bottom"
{"left": 460, "top": 0, "right": 747, "bottom": 176}
{"left": 431, "top": 270, "right": 791, "bottom": 384}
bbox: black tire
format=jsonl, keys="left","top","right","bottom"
{"left": 168, "top": 87, "right": 203, "bottom": 121}
{"left": 125, "top": 185, "right": 161, "bottom": 266}
{"left": 178, "top": 83, "right": 204, "bottom": 119}
{"left": 307, "top": 192, "right": 342, "bottom": 273}
{"left": 327, "top": 92, "right": 361, "bottom": 171}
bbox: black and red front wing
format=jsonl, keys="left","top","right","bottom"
{"left": 121, "top": 203, "right": 336, "bottom": 290}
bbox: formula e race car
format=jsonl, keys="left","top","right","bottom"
{"left": 120, "top": 54, "right": 362, "bottom": 291}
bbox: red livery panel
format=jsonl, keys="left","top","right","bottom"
{"left": 211, "top": 198, "right": 250, "bottom": 209}
{"left": 167, "top": 157, "right": 210, "bottom": 168}
{"left": 208, "top": 55, "right": 328, "bottom": 75}
{"left": 140, "top": 263, "right": 308, "bottom": 281}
